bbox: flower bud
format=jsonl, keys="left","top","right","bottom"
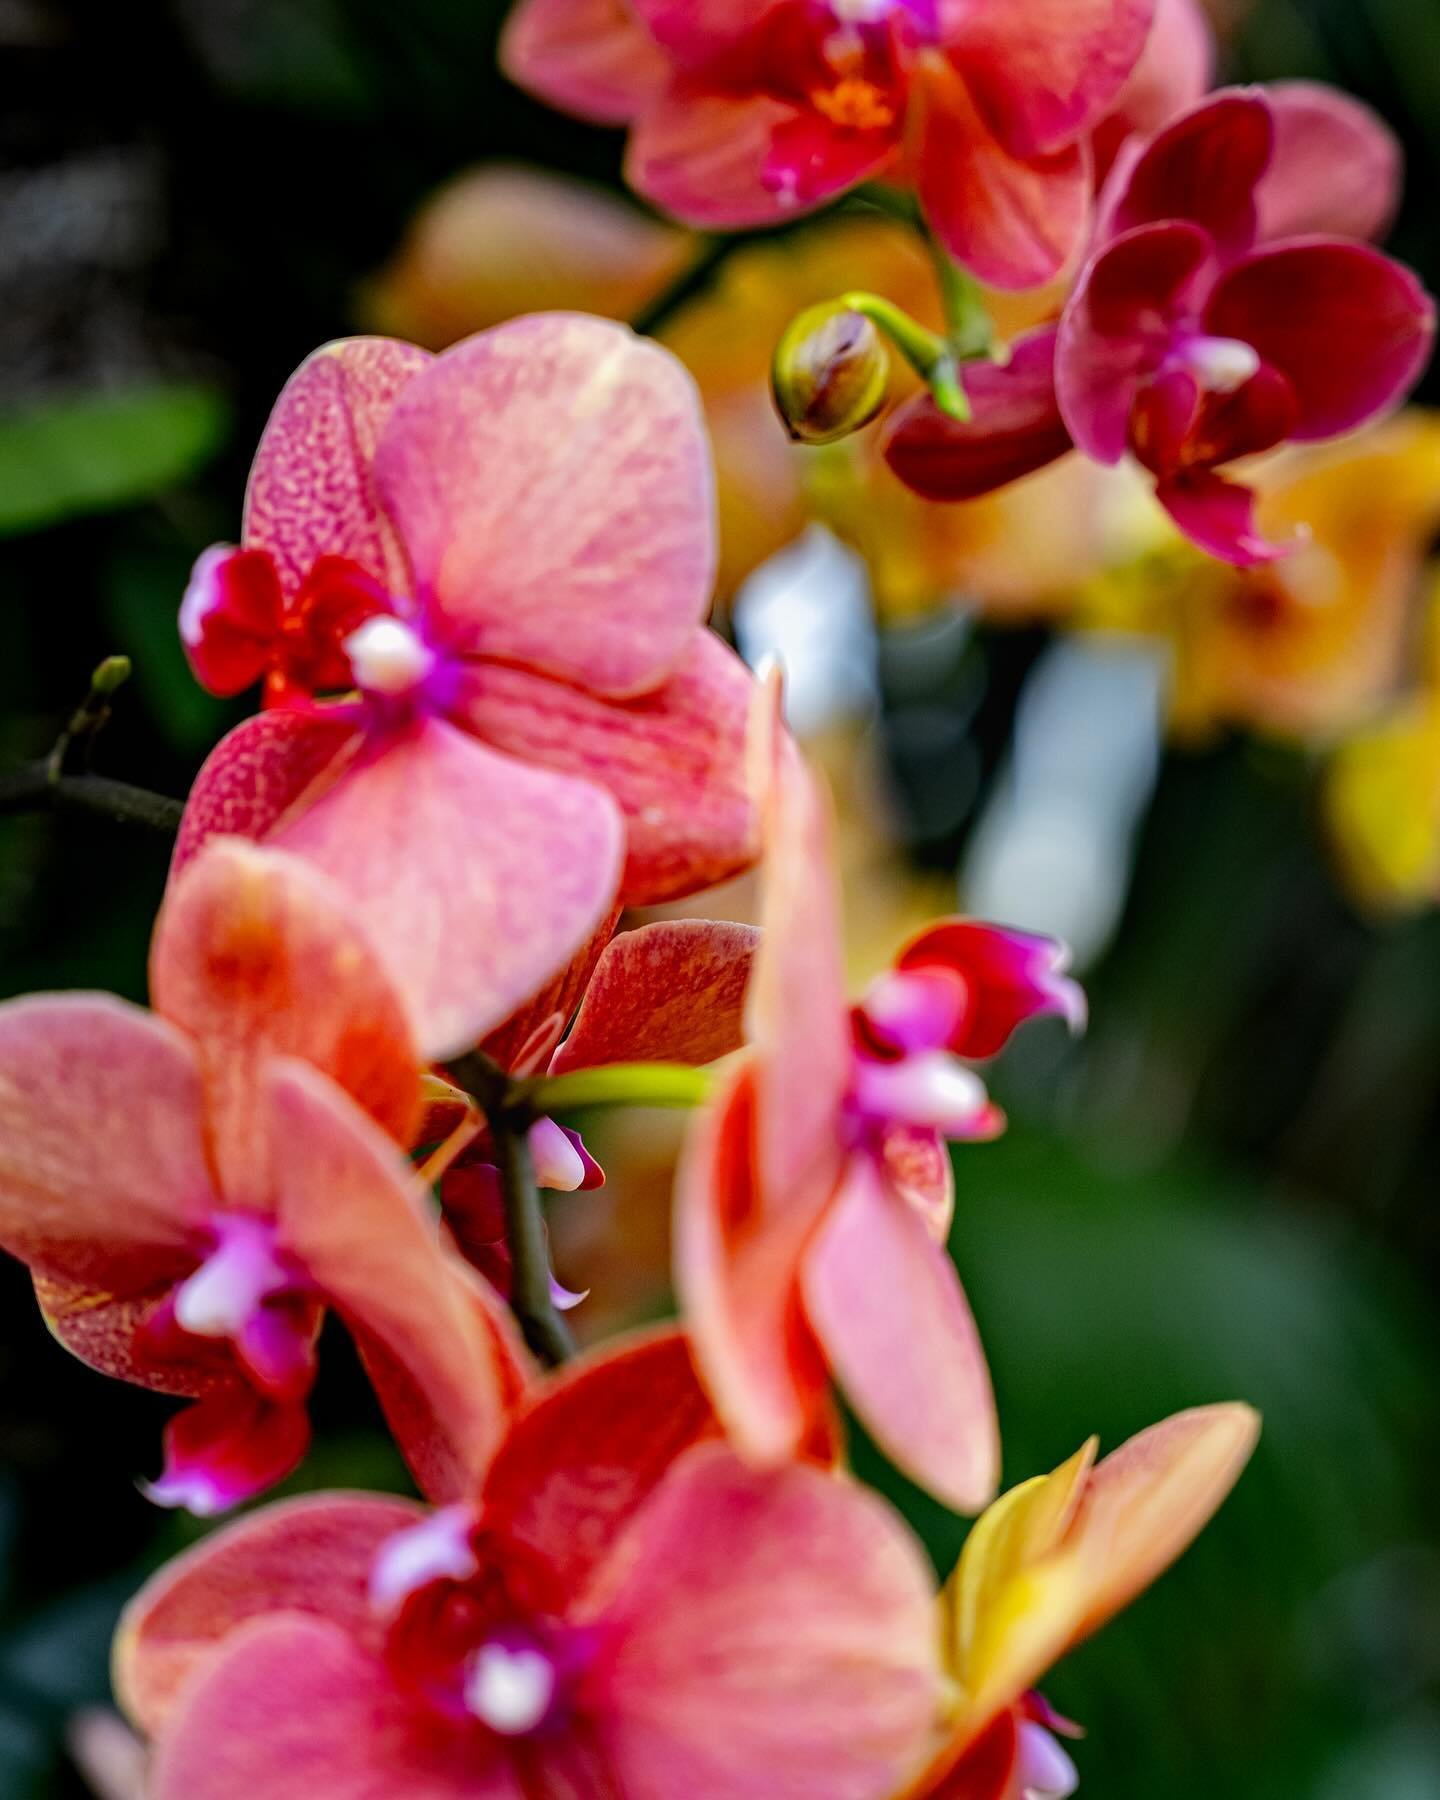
{"left": 772, "top": 302, "right": 890, "bottom": 445}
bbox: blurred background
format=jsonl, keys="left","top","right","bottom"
{"left": 3, "top": 0, "right": 1440, "bottom": 1793}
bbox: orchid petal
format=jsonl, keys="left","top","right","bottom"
{"left": 587, "top": 1443, "right": 944, "bottom": 1800}
{"left": 479, "top": 907, "right": 620, "bottom": 1076}
{"left": 882, "top": 327, "right": 1072, "bottom": 502}
{"left": 269, "top": 718, "right": 624, "bottom": 1062}
{"left": 149, "top": 1616, "right": 508, "bottom": 1800}
{"left": 952, "top": 0, "right": 1157, "bottom": 158}
{"left": 800, "top": 1156, "right": 999, "bottom": 1514}
{"left": 116, "top": 1491, "right": 424, "bottom": 1736}
{"left": 1155, "top": 470, "right": 1295, "bottom": 567}
{"left": 0, "top": 996, "right": 210, "bottom": 1291}
{"left": 879, "top": 1125, "right": 955, "bottom": 1245}
{"left": 915, "top": 56, "right": 1089, "bottom": 290}
{"left": 265, "top": 1059, "right": 533, "bottom": 1503}
{"left": 1204, "top": 241, "right": 1435, "bottom": 442}
{"left": 896, "top": 920, "right": 1087, "bottom": 1058}
{"left": 373, "top": 315, "right": 715, "bottom": 698}
{"left": 1093, "top": 0, "right": 1215, "bottom": 179}
{"left": 1098, "top": 87, "right": 1272, "bottom": 254}
{"left": 627, "top": 81, "right": 899, "bottom": 232}
{"left": 144, "top": 1387, "right": 311, "bottom": 1518}
{"left": 243, "top": 338, "right": 430, "bottom": 602}
{"left": 551, "top": 920, "right": 759, "bottom": 1074}
{"left": 179, "top": 546, "right": 284, "bottom": 698}
{"left": 453, "top": 631, "right": 757, "bottom": 907}
{"left": 152, "top": 841, "right": 422, "bottom": 1208}
{"left": 500, "top": 0, "right": 668, "bottom": 125}
{"left": 1257, "top": 82, "right": 1402, "bottom": 243}
{"left": 33, "top": 1276, "right": 231, "bottom": 1397}
{"left": 627, "top": 0, "right": 782, "bottom": 63}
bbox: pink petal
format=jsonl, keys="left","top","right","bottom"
{"left": 674, "top": 1062, "right": 831, "bottom": 1466}
{"left": 480, "top": 1329, "right": 720, "bottom": 1592}
{"left": 152, "top": 840, "right": 422, "bottom": 1208}
{"left": 916, "top": 56, "right": 1090, "bottom": 289}
{"left": 500, "top": 0, "right": 668, "bottom": 124}
{"left": 896, "top": 920, "right": 1087, "bottom": 1058}
{"left": 801, "top": 1156, "right": 999, "bottom": 1513}
{"left": 32, "top": 1275, "right": 232, "bottom": 1398}
{"left": 116, "top": 1491, "right": 423, "bottom": 1736}
{"left": 951, "top": 0, "right": 1158, "bottom": 158}
{"left": 1098, "top": 88, "right": 1272, "bottom": 255}
{"left": 1055, "top": 220, "right": 1213, "bottom": 462}
{"left": 148, "top": 1616, "right": 506, "bottom": 1800}
{"left": 586, "top": 1443, "right": 943, "bottom": 1800}
{"left": 0, "top": 996, "right": 210, "bottom": 1291}
{"left": 882, "top": 326, "right": 1072, "bottom": 501}
{"left": 270, "top": 718, "right": 624, "bottom": 1061}
{"left": 1203, "top": 241, "right": 1436, "bottom": 442}
{"left": 145, "top": 1387, "right": 311, "bottom": 1518}
{"left": 452, "top": 630, "right": 758, "bottom": 907}
{"left": 628, "top": 0, "right": 782, "bottom": 63}
{"left": 1093, "top": 0, "right": 1215, "bottom": 179}
{"left": 1257, "top": 82, "right": 1402, "bottom": 243}
{"left": 478, "top": 907, "right": 620, "bottom": 1075}
{"left": 172, "top": 707, "right": 361, "bottom": 878}
{"left": 626, "top": 81, "right": 898, "bottom": 231}
{"left": 879, "top": 1124, "right": 955, "bottom": 1246}
{"left": 265, "top": 1059, "right": 533, "bottom": 1503}
{"left": 551, "top": 920, "right": 759, "bottom": 1074}
{"left": 1155, "top": 469, "right": 1294, "bottom": 567}
{"left": 373, "top": 315, "right": 715, "bottom": 699}
{"left": 243, "top": 338, "right": 430, "bottom": 603}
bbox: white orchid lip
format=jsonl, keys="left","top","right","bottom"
{"left": 1180, "top": 334, "right": 1262, "bottom": 396}
{"left": 173, "top": 1215, "right": 290, "bottom": 1341}
{"left": 851, "top": 1048, "right": 993, "bottom": 1137}
{"left": 343, "top": 615, "right": 437, "bottom": 697}
{"left": 369, "top": 1506, "right": 480, "bottom": 1617}
{"left": 465, "top": 1639, "right": 559, "bottom": 1737}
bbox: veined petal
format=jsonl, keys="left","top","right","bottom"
{"left": 950, "top": 0, "right": 1157, "bottom": 158}
{"left": 500, "top": 0, "right": 668, "bottom": 125}
{"left": 915, "top": 55, "right": 1090, "bottom": 290}
{"left": 0, "top": 996, "right": 211, "bottom": 1291}
{"left": 115, "top": 1491, "right": 424, "bottom": 1735}
{"left": 452, "top": 631, "right": 757, "bottom": 907}
{"left": 243, "top": 338, "right": 430, "bottom": 602}
{"left": 1097, "top": 87, "right": 1272, "bottom": 254}
{"left": 269, "top": 718, "right": 624, "bottom": 1062}
{"left": 152, "top": 841, "right": 422, "bottom": 1207}
{"left": 1204, "top": 241, "right": 1435, "bottom": 442}
{"left": 627, "top": 81, "right": 899, "bottom": 231}
{"left": 585, "top": 1444, "right": 944, "bottom": 1800}
{"left": 551, "top": 920, "right": 759, "bottom": 1074}
{"left": 265, "top": 1060, "right": 533, "bottom": 1503}
{"left": 148, "top": 1615, "right": 508, "bottom": 1800}
{"left": 1258, "top": 82, "right": 1402, "bottom": 243}
{"left": 628, "top": 0, "right": 783, "bottom": 63}
{"left": 800, "top": 1157, "right": 999, "bottom": 1514}
{"left": 373, "top": 315, "right": 715, "bottom": 699}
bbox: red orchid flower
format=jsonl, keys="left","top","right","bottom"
{"left": 502, "top": 0, "right": 1157, "bottom": 291}
{"left": 438, "top": 918, "right": 760, "bottom": 1306}
{"left": 885, "top": 84, "right": 1434, "bottom": 567}
{"left": 676, "top": 687, "right": 1084, "bottom": 1511}
{"left": 0, "top": 839, "right": 529, "bottom": 1513}
{"left": 176, "top": 317, "right": 757, "bottom": 1060}
{"left": 115, "top": 1330, "right": 945, "bottom": 1799}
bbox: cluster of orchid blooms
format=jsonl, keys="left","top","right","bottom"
{"left": 13, "top": 0, "right": 1401, "bottom": 1791}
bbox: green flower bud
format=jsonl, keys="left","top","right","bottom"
{"left": 771, "top": 302, "right": 890, "bottom": 446}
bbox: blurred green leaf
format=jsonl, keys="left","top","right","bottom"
{"left": 0, "top": 387, "right": 232, "bottom": 538}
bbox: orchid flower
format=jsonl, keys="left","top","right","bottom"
{"left": 114, "top": 1330, "right": 945, "bottom": 1799}
{"left": 904, "top": 1404, "right": 1260, "bottom": 1798}
{"left": 0, "top": 839, "right": 529, "bottom": 1513}
{"left": 885, "top": 84, "right": 1435, "bottom": 567}
{"left": 176, "top": 317, "right": 757, "bottom": 1060}
{"left": 501, "top": 0, "right": 1158, "bottom": 290}
{"left": 677, "top": 685, "right": 1084, "bottom": 1511}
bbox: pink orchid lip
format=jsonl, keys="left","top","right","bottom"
{"left": 369, "top": 1506, "right": 481, "bottom": 1618}
{"left": 167, "top": 1214, "right": 314, "bottom": 1398}
{"left": 1016, "top": 1719, "right": 1081, "bottom": 1799}
{"left": 858, "top": 967, "right": 969, "bottom": 1056}
{"left": 847, "top": 1047, "right": 997, "bottom": 1140}
{"left": 1166, "top": 332, "right": 1263, "bottom": 395}
{"left": 341, "top": 614, "right": 463, "bottom": 731}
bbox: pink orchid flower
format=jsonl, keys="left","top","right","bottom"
{"left": 885, "top": 84, "right": 1435, "bottom": 566}
{"left": 0, "top": 838, "right": 529, "bottom": 1514}
{"left": 177, "top": 316, "right": 757, "bottom": 1060}
{"left": 502, "top": 0, "right": 1158, "bottom": 291}
{"left": 676, "top": 690, "right": 1084, "bottom": 1512}
{"left": 114, "top": 1329, "right": 944, "bottom": 1799}
{"left": 438, "top": 918, "right": 759, "bottom": 1307}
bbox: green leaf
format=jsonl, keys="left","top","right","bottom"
{"left": 0, "top": 385, "right": 232, "bottom": 537}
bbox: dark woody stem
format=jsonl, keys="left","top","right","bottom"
{"left": 448, "top": 1052, "right": 576, "bottom": 1368}
{"left": 630, "top": 234, "right": 739, "bottom": 338}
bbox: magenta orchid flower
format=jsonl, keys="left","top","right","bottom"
{"left": 114, "top": 1330, "right": 945, "bottom": 1799}
{"left": 177, "top": 317, "right": 757, "bottom": 1060}
{"left": 885, "top": 84, "right": 1435, "bottom": 566}
{"left": 0, "top": 839, "right": 530, "bottom": 1514}
{"left": 676, "top": 688, "right": 1084, "bottom": 1512}
{"left": 501, "top": 0, "right": 1158, "bottom": 291}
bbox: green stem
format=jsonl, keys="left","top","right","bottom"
{"left": 0, "top": 764, "right": 183, "bottom": 833}
{"left": 927, "top": 241, "right": 995, "bottom": 362}
{"left": 527, "top": 1062, "right": 714, "bottom": 1116}
{"left": 839, "top": 291, "right": 971, "bottom": 423}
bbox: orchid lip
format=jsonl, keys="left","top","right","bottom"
{"left": 849, "top": 1048, "right": 993, "bottom": 1138}
{"left": 343, "top": 615, "right": 438, "bottom": 698}
{"left": 173, "top": 1215, "right": 291, "bottom": 1341}
{"left": 1173, "top": 334, "right": 1262, "bottom": 396}
{"left": 464, "top": 1635, "right": 560, "bottom": 1738}
{"left": 178, "top": 546, "right": 232, "bottom": 649}
{"left": 369, "top": 1506, "right": 480, "bottom": 1618}
{"left": 1017, "top": 1720, "right": 1081, "bottom": 1800}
